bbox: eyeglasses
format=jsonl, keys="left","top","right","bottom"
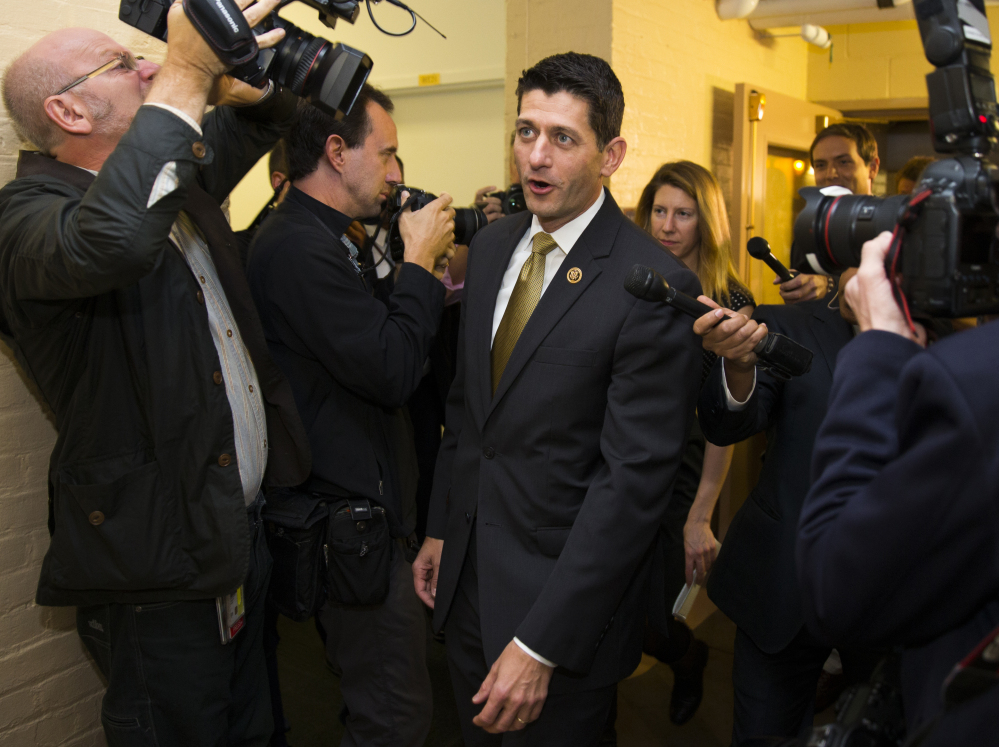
{"left": 52, "top": 52, "right": 144, "bottom": 96}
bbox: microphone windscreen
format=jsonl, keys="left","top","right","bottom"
{"left": 624, "top": 264, "right": 654, "bottom": 300}
{"left": 746, "top": 236, "right": 772, "bottom": 260}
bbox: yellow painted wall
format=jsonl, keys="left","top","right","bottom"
{"left": 610, "top": 0, "right": 809, "bottom": 207}
{"left": 228, "top": 0, "right": 507, "bottom": 229}
{"left": 807, "top": 10, "right": 999, "bottom": 108}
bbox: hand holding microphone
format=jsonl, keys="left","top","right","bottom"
{"left": 624, "top": 265, "right": 813, "bottom": 380}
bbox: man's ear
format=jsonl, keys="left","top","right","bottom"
{"left": 869, "top": 155, "right": 880, "bottom": 182}
{"left": 600, "top": 136, "right": 627, "bottom": 178}
{"left": 43, "top": 94, "right": 94, "bottom": 137}
{"left": 324, "top": 134, "right": 348, "bottom": 174}
{"left": 271, "top": 171, "right": 287, "bottom": 191}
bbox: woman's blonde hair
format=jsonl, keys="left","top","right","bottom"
{"left": 634, "top": 160, "right": 746, "bottom": 306}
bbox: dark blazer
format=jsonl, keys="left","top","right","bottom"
{"left": 0, "top": 97, "right": 310, "bottom": 606}
{"left": 247, "top": 187, "right": 445, "bottom": 535}
{"left": 698, "top": 298, "right": 853, "bottom": 653}
{"left": 426, "top": 190, "right": 702, "bottom": 693}
{"left": 797, "top": 325, "right": 999, "bottom": 733}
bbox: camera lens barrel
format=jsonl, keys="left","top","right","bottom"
{"left": 454, "top": 208, "right": 488, "bottom": 245}
{"left": 793, "top": 188, "right": 908, "bottom": 274}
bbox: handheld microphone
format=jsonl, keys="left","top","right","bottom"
{"left": 746, "top": 237, "right": 794, "bottom": 284}
{"left": 624, "top": 264, "right": 813, "bottom": 379}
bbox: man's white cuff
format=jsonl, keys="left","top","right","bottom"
{"left": 514, "top": 637, "right": 556, "bottom": 668}
{"left": 722, "top": 359, "right": 756, "bottom": 411}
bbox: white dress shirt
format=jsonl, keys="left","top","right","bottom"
{"left": 491, "top": 189, "right": 606, "bottom": 345}
{"left": 496, "top": 189, "right": 605, "bottom": 669}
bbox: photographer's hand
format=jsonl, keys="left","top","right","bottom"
{"left": 474, "top": 185, "right": 504, "bottom": 224}
{"left": 846, "top": 231, "right": 925, "bottom": 345}
{"left": 146, "top": 0, "right": 286, "bottom": 124}
{"left": 398, "top": 191, "right": 456, "bottom": 279}
{"left": 778, "top": 273, "right": 830, "bottom": 304}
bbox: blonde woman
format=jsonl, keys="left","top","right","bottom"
{"left": 634, "top": 160, "right": 753, "bottom": 724}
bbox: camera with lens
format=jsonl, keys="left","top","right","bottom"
{"left": 742, "top": 654, "right": 906, "bottom": 747}
{"left": 385, "top": 186, "right": 488, "bottom": 262}
{"left": 793, "top": 0, "right": 999, "bottom": 317}
{"left": 119, "top": 0, "right": 372, "bottom": 121}
{"left": 487, "top": 184, "right": 528, "bottom": 216}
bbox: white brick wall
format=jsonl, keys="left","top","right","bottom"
{"left": 0, "top": 3, "right": 162, "bottom": 744}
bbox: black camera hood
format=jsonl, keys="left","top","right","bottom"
{"left": 182, "top": 0, "right": 259, "bottom": 66}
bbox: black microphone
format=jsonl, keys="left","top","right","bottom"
{"left": 624, "top": 264, "right": 813, "bottom": 379}
{"left": 746, "top": 237, "right": 794, "bottom": 283}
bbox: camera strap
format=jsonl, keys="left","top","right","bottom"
{"left": 306, "top": 212, "right": 363, "bottom": 276}
{"left": 181, "top": 0, "right": 258, "bottom": 66}
{"left": 942, "top": 622, "right": 999, "bottom": 708}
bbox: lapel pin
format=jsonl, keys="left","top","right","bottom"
{"left": 567, "top": 267, "right": 582, "bottom": 284}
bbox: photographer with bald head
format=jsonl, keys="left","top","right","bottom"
{"left": 0, "top": 4, "right": 310, "bottom": 745}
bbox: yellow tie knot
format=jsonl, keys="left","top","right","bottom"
{"left": 531, "top": 232, "right": 558, "bottom": 257}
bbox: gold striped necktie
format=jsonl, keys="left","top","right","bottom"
{"left": 491, "top": 232, "right": 559, "bottom": 394}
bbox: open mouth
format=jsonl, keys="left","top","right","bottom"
{"left": 527, "top": 178, "right": 554, "bottom": 196}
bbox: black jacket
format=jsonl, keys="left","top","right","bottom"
{"left": 427, "top": 191, "right": 702, "bottom": 692}
{"left": 798, "top": 325, "right": 999, "bottom": 734}
{"left": 0, "top": 96, "right": 310, "bottom": 607}
{"left": 697, "top": 298, "right": 853, "bottom": 653}
{"left": 247, "top": 187, "right": 445, "bottom": 535}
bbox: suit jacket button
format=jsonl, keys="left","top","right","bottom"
{"left": 465, "top": 512, "right": 472, "bottom": 523}
{"left": 483, "top": 447, "right": 495, "bottom": 459}
{"left": 192, "top": 141, "right": 207, "bottom": 158}
{"left": 212, "top": 371, "right": 223, "bottom": 385}
{"left": 196, "top": 290, "right": 205, "bottom": 304}
{"left": 218, "top": 453, "right": 232, "bottom": 467}
{"left": 88, "top": 511, "right": 105, "bottom": 526}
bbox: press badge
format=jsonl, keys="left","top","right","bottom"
{"left": 216, "top": 585, "right": 246, "bottom": 644}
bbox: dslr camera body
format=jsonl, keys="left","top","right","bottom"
{"left": 385, "top": 186, "right": 488, "bottom": 261}
{"left": 119, "top": 0, "right": 372, "bottom": 121}
{"left": 794, "top": 0, "right": 999, "bottom": 317}
{"left": 487, "top": 184, "right": 528, "bottom": 216}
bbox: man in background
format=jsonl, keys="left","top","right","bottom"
{"left": 782, "top": 123, "right": 880, "bottom": 304}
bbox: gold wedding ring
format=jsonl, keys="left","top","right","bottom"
{"left": 516, "top": 717, "right": 526, "bottom": 724}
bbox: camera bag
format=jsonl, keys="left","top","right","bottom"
{"left": 325, "top": 498, "right": 393, "bottom": 606}
{"left": 262, "top": 490, "right": 330, "bottom": 622}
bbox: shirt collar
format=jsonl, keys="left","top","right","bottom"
{"left": 526, "top": 188, "right": 606, "bottom": 253}
{"left": 285, "top": 185, "right": 355, "bottom": 239}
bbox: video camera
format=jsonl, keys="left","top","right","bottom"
{"left": 119, "top": 0, "right": 372, "bottom": 120}
{"left": 793, "top": 0, "right": 999, "bottom": 317}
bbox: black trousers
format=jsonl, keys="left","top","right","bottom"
{"left": 77, "top": 496, "right": 273, "bottom": 747}
{"left": 444, "top": 528, "right": 616, "bottom": 747}
{"left": 732, "top": 625, "right": 880, "bottom": 745}
{"left": 317, "top": 540, "right": 432, "bottom": 747}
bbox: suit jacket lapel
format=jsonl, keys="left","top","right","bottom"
{"left": 809, "top": 297, "right": 854, "bottom": 376}
{"left": 471, "top": 212, "right": 532, "bottom": 423}
{"left": 487, "top": 191, "right": 622, "bottom": 417}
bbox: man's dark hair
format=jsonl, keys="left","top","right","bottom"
{"left": 810, "top": 123, "right": 878, "bottom": 166}
{"left": 286, "top": 84, "right": 394, "bottom": 182}
{"left": 268, "top": 139, "right": 288, "bottom": 177}
{"left": 515, "top": 52, "right": 624, "bottom": 150}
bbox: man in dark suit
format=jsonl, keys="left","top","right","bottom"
{"left": 694, "top": 292, "right": 878, "bottom": 744}
{"left": 0, "top": 6, "right": 309, "bottom": 746}
{"left": 797, "top": 233, "right": 999, "bottom": 742}
{"left": 412, "top": 52, "right": 702, "bottom": 744}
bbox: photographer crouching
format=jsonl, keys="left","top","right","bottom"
{"left": 245, "top": 86, "right": 455, "bottom": 746}
{"left": 795, "top": 231, "right": 999, "bottom": 744}
{"left": 0, "top": 2, "right": 312, "bottom": 745}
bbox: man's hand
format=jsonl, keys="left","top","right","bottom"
{"left": 412, "top": 537, "right": 443, "bottom": 609}
{"left": 692, "top": 296, "right": 767, "bottom": 367}
{"left": 472, "top": 641, "right": 554, "bottom": 733}
{"left": 845, "top": 231, "right": 925, "bottom": 345}
{"left": 148, "top": 0, "right": 286, "bottom": 122}
{"left": 474, "top": 185, "right": 504, "bottom": 224}
{"left": 398, "top": 191, "right": 456, "bottom": 278}
{"left": 683, "top": 519, "right": 718, "bottom": 586}
{"left": 778, "top": 273, "right": 830, "bottom": 304}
